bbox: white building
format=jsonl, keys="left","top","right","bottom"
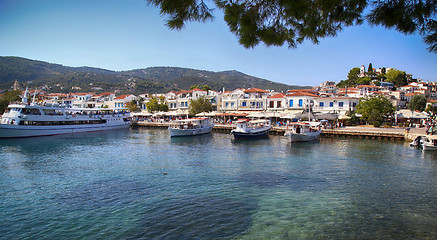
{"left": 312, "top": 97, "right": 360, "bottom": 115}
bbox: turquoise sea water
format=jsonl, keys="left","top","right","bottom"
{"left": 0, "top": 128, "right": 436, "bottom": 239}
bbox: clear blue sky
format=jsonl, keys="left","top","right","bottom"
{"left": 1, "top": 0, "right": 436, "bottom": 87}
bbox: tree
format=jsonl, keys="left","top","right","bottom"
{"left": 408, "top": 94, "right": 427, "bottom": 112}
{"left": 355, "top": 95, "right": 396, "bottom": 126}
{"left": 347, "top": 67, "right": 361, "bottom": 81}
{"left": 368, "top": 63, "right": 373, "bottom": 74}
{"left": 0, "top": 90, "right": 21, "bottom": 114}
{"left": 147, "top": 0, "right": 437, "bottom": 53}
{"left": 188, "top": 96, "right": 212, "bottom": 116}
{"left": 202, "top": 85, "right": 212, "bottom": 91}
{"left": 145, "top": 96, "right": 168, "bottom": 112}
{"left": 337, "top": 67, "right": 368, "bottom": 87}
{"left": 125, "top": 100, "right": 139, "bottom": 112}
{"left": 386, "top": 69, "right": 407, "bottom": 87}
{"left": 425, "top": 104, "right": 437, "bottom": 117}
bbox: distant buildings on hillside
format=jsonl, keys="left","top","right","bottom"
{"left": 7, "top": 76, "right": 437, "bottom": 117}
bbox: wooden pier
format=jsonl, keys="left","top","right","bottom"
{"left": 321, "top": 129, "right": 405, "bottom": 141}
{"left": 132, "top": 121, "right": 413, "bottom": 140}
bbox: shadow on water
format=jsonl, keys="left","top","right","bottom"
{"left": 238, "top": 171, "right": 330, "bottom": 191}
{"left": 170, "top": 133, "right": 213, "bottom": 146}
{"left": 231, "top": 135, "right": 270, "bottom": 144}
{"left": 129, "top": 194, "right": 256, "bottom": 239}
{"left": 56, "top": 177, "right": 152, "bottom": 210}
{"left": 0, "top": 128, "right": 130, "bottom": 154}
{"left": 0, "top": 128, "right": 131, "bottom": 170}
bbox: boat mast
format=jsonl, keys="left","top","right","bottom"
{"left": 32, "top": 88, "right": 37, "bottom": 105}
{"left": 22, "top": 87, "right": 28, "bottom": 104}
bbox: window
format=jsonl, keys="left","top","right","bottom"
{"left": 231, "top": 102, "right": 234, "bottom": 107}
{"left": 242, "top": 102, "right": 247, "bottom": 107}
{"left": 277, "top": 101, "right": 281, "bottom": 107}
{"left": 339, "top": 102, "right": 344, "bottom": 107}
{"left": 319, "top": 102, "right": 324, "bottom": 107}
{"left": 352, "top": 102, "right": 357, "bottom": 107}
{"left": 289, "top": 100, "right": 293, "bottom": 107}
{"left": 329, "top": 102, "right": 334, "bottom": 107}
{"left": 298, "top": 99, "right": 303, "bottom": 107}
{"left": 269, "top": 101, "right": 274, "bottom": 108}
{"left": 225, "top": 102, "right": 229, "bottom": 108}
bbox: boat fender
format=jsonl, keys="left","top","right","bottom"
{"left": 72, "top": 113, "right": 76, "bottom": 117}
{"left": 113, "top": 113, "right": 115, "bottom": 117}
{"left": 89, "top": 113, "right": 93, "bottom": 118}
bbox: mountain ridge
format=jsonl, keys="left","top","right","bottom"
{"left": 0, "top": 56, "right": 310, "bottom": 94}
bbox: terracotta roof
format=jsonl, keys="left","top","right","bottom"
{"left": 357, "top": 85, "right": 378, "bottom": 88}
{"left": 405, "top": 92, "right": 423, "bottom": 97}
{"left": 286, "top": 91, "right": 318, "bottom": 97}
{"left": 244, "top": 88, "right": 269, "bottom": 93}
{"left": 94, "top": 92, "right": 114, "bottom": 97}
{"left": 114, "top": 94, "right": 131, "bottom": 100}
{"left": 268, "top": 93, "right": 286, "bottom": 99}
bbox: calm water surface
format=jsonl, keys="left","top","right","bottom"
{"left": 0, "top": 128, "right": 436, "bottom": 239}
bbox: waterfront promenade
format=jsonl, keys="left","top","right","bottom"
{"left": 134, "top": 121, "right": 433, "bottom": 141}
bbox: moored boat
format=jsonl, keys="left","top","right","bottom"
{"left": 284, "top": 121, "right": 322, "bottom": 142}
{"left": 168, "top": 117, "right": 214, "bottom": 137}
{"left": 422, "top": 138, "right": 437, "bottom": 151}
{"left": 231, "top": 119, "right": 271, "bottom": 139}
{"left": 0, "top": 91, "right": 130, "bottom": 138}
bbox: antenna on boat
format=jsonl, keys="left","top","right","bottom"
{"left": 22, "top": 87, "right": 28, "bottom": 104}
{"left": 32, "top": 87, "right": 37, "bottom": 105}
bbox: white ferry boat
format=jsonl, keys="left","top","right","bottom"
{"left": 284, "top": 121, "right": 322, "bottom": 142}
{"left": 231, "top": 119, "right": 272, "bottom": 139}
{"left": 0, "top": 91, "right": 130, "bottom": 138}
{"left": 168, "top": 117, "right": 214, "bottom": 137}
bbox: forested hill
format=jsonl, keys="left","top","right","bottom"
{"left": 0, "top": 56, "right": 308, "bottom": 94}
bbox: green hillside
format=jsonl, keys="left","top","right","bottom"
{"left": 0, "top": 56, "right": 309, "bottom": 94}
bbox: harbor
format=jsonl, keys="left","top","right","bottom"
{"left": 1, "top": 128, "right": 436, "bottom": 239}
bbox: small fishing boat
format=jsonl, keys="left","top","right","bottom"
{"left": 422, "top": 138, "right": 437, "bottom": 151}
{"left": 409, "top": 135, "right": 437, "bottom": 151}
{"left": 284, "top": 121, "right": 321, "bottom": 142}
{"left": 168, "top": 117, "right": 214, "bottom": 137}
{"left": 410, "top": 135, "right": 429, "bottom": 147}
{"left": 231, "top": 119, "right": 272, "bottom": 139}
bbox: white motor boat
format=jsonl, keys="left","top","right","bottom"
{"left": 284, "top": 121, "right": 322, "bottom": 142}
{"left": 168, "top": 117, "right": 214, "bottom": 137}
{"left": 422, "top": 138, "right": 437, "bottom": 151}
{"left": 409, "top": 135, "right": 437, "bottom": 151}
{"left": 0, "top": 90, "right": 130, "bottom": 138}
{"left": 231, "top": 119, "right": 272, "bottom": 139}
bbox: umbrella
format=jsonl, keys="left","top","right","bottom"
{"left": 247, "top": 112, "right": 268, "bottom": 118}
{"left": 195, "top": 112, "right": 208, "bottom": 117}
{"left": 338, "top": 114, "right": 351, "bottom": 120}
{"left": 315, "top": 113, "right": 338, "bottom": 120}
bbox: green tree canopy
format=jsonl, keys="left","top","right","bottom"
{"left": 0, "top": 90, "right": 21, "bottom": 114}
{"left": 367, "top": 63, "right": 373, "bottom": 73}
{"left": 355, "top": 95, "right": 396, "bottom": 126}
{"left": 147, "top": 0, "right": 437, "bottom": 53}
{"left": 425, "top": 104, "right": 437, "bottom": 116}
{"left": 126, "top": 100, "right": 140, "bottom": 112}
{"left": 337, "top": 67, "right": 371, "bottom": 87}
{"left": 145, "top": 96, "right": 169, "bottom": 112}
{"left": 202, "top": 85, "right": 212, "bottom": 91}
{"left": 188, "top": 96, "right": 213, "bottom": 116}
{"left": 386, "top": 69, "right": 407, "bottom": 87}
{"left": 408, "top": 94, "right": 427, "bottom": 112}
